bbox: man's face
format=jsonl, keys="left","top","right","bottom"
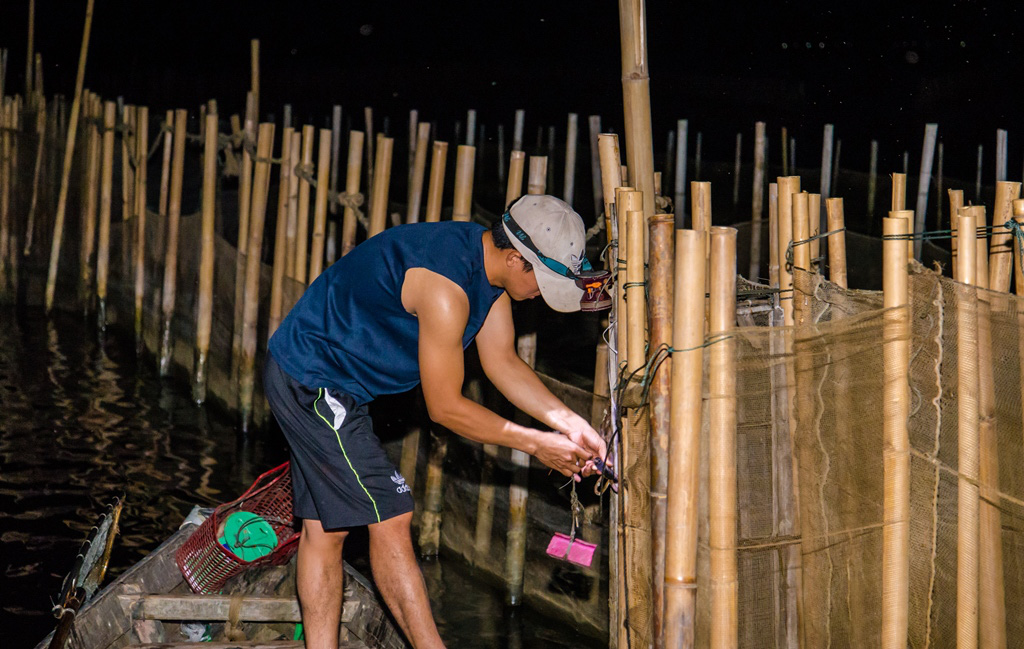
{"left": 505, "top": 252, "right": 541, "bottom": 302}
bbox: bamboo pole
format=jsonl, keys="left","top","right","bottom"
{"left": 597, "top": 134, "right": 622, "bottom": 252}
{"left": 285, "top": 130, "right": 301, "bottom": 272}
{"left": 792, "top": 193, "right": 812, "bottom": 329}
{"left": 340, "top": 130, "right": 364, "bottom": 255}
{"left": 24, "top": 99, "right": 47, "bottom": 256}
{"left": 158, "top": 109, "right": 172, "bottom": 217}
{"left": 750, "top": 121, "right": 766, "bottom": 280}
{"left": 768, "top": 183, "right": 779, "bottom": 289}
{"left": 268, "top": 126, "right": 295, "bottom": 340}
{"left": 293, "top": 125, "right": 315, "bottom": 282}
{"left": 615, "top": 189, "right": 642, "bottom": 371}
{"left": 976, "top": 146, "right": 984, "bottom": 202}
{"left": 955, "top": 208, "right": 979, "bottom": 649}
{"left": 674, "top": 119, "right": 688, "bottom": 224}
{"left": 425, "top": 141, "right": 448, "bottom": 223}
{"left": 975, "top": 206, "right": 989, "bottom": 292}
{"left": 1015, "top": 201, "right": 1024, "bottom": 293}
{"left": 781, "top": 127, "right": 789, "bottom": 176}
{"left": 806, "top": 193, "right": 821, "bottom": 270}
{"left": 132, "top": 106, "right": 149, "bottom": 345}
{"left": 563, "top": 113, "right": 578, "bottom": 205}
{"left": 419, "top": 426, "right": 448, "bottom": 558}
{"left": 949, "top": 189, "right": 964, "bottom": 281}
{"left": 504, "top": 331, "right": 538, "bottom": 605}
{"left": 308, "top": 128, "right": 332, "bottom": 282}
{"left": 692, "top": 181, "right": 712, "bottom": 297}
{"left": 868, "top": 140, "right": 879, "bottom": 219}
{"left": 618, "top": 0, "right": 657, "bottom": 231}
{"left": 79, "top": 94, "right": 98, "bottom": 303}
{"left": 364, "top": 107, "right": 375, "bottom": 213}
{"left": 239, "top": 122, "right": 276, "bottom": 432}
{"left": 709, "top": 226, "right": 738, "bottom": 649}
{"left": 26, "top": 0, "right": 35, "bottom": 97}
{"left": 327, "top": 106, "right": 342, "bottom": 264}
{"left": 881, "top": 213, "right": 911, "bottom": 649}
{"left": 776, "top": 176, "right": 800, "bottom": 326}
{"left": 648, "top": 213, "right": 674, "bottom": 648}
{"left": 193, "top": 111, "right": 219, "bottom": 404}
{"left": 250, "top": 39, "right": 260, "bottom": 119}
{"left": 158, "top": 109, "right": 188, "bottom": 376}
{"left": 988, "top": 181, "right": 1021, "bottom": 292}
{"left": 820, "top": 124, "right": 834, "bottom": 203}
{"left": 44, "top": 0, "right": 95, "bottom": 312}
{"left": 95, "top": 101, "right": 115, "bottom": 327}
{"left": 527, "top": 156, "right": 548, "bottom": 195}
{"left": 367, "top": 136, "right": 394, "bottom": 237}
{"left": 406, "top": 108, "right": 418, "bottom": 193}
{"left": 406, "top": 123, "right": 430, "bottom": 223}
{"left": 232, "top": 93, "right": 256, "bottom": 382}
{"left": 505, "top": 150, "right": 525, "bottom": 207}
{"left": 664, "top": 228, "right": 705, "bottom": 649}
{"left": 1, "top": 101, "right": 11, "bottom": 297}
{"left": 452, "top": 145, "right": 475, "bottom": 222}
{"left": 913, "top": 124, "right": 939, "bottom": 260}
{"left": 891, "top": 172, "right": 911, "bottom": 261}
{"left": 825, "top": 198, "right": 847, "bottom": 288}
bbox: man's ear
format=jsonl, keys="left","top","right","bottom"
{"left": 505, "top": 249, "right": 522, "bottom": 269}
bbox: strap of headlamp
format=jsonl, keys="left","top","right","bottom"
{"left": 501, "top": 211, "right": 593, "bottom": 279}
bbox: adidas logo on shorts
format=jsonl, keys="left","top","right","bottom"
{"left": 391, "top": 471, "right": 411, "bottom": 494}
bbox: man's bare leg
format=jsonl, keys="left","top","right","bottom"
{"left": 297, "top": 518, "right": 349, "bottom": 649}
{"left": 368, "top": 512, "right": 446, "bottom": 649}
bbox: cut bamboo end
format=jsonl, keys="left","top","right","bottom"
{"left": 989, "top": 181, "right": 1022, "bottom": 292}
{"left": 341, "top": 130, "right": 364, "bottom": 255}
{"left": 776, "top": 176, "right": 801, "bottom": 326}
{"left": 527, "top": 156, "right": 548, "bottom": 195}
{"left": 194, "top": 111, "right": 219, "bottom": 404}
{"left": 293, "top": 125, "right": 315, "bottom": 282}
{"left": 452, "top": 144, "right": 476, "bottom": 222}
{"left": 825, "top": 197, "right": 848, "bottom": 288}
{"left": 406, "top": 122, "right": 431, "bottom": 224}
{"left": 308, "top": 128, "right": 333, "bottom": 283}
{"left": 368, "top": 136, "right": 394, "bottom": 237}
{"left": 425, "top": 141, "right": 448, "bottom": 223}
{"left": 269, "top": 126, "right": 295, "bottom": 340}
{"left": 505, "top": 150, "right": 526, "bottom": 208}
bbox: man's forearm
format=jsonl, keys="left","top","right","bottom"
{"left": 486, "top": 356, "right": 588, "bottom": 434}
{"left": 428, "top": 394, "right": 541, "bottom": 454}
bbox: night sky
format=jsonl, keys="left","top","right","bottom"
{"left": 1, "top": 1, "right": 1022, "bottom": 181}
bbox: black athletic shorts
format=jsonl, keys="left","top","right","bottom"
{"left": 263, "top": 353, "right": 414, "bottom": 529}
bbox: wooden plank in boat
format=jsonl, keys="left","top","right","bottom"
{"left": 119, "top": 594, "right": 357, "bottom": 624}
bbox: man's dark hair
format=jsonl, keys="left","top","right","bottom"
{"left": 490, "top": 218, "right": 533, "bottom": 272}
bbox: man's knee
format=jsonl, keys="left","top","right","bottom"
{"left": 301, "top": 518, "right": 349, "bottom": 552}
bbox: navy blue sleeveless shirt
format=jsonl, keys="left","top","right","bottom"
{"left": 268, "top": 221, "right": 505, "bottom": 405}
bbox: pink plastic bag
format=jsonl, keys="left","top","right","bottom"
{"left": 546, "top": 532, "right": 597, "bottom": 568}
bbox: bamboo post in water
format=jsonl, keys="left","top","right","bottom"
{"left": 425, "top": 141, "right": 448, "bottom": 223}
{"left": 132, "top": 106, "right": 149, "bottom": 346}
{"left": 158, "top": 109, "right": 172, "bottom": 217}
{"left": 664, "top": 228, "right": 705, "bottom": 649}
{"left": 340, "top": 131, "right": 364, "bottom": 255}
{"left": 825, "top": 198, "right": 847, "bottom": 288}
{"left": 988, "top": 181, "right": 1021, "bottom": 292}
{"left": 791, "top": 193, "right": 812, "bottom": 325}
{"left": 232, "top": 94, "right": 257, "bottom": 382}
{"left": 193, "top": 110, "right": 219, "bottom": 404}
{"left": 418, "top": 426, "right": 448, "bottom": 557}
{"left": 505, "top": 150, "right": 525, "bottom": 207}
{"left": 239, "top": 122, "right": 275, "bottom": 432}
{"left": 23, "top": 100, "right": 47, "bottom": 256}
{"left": 881, "top": 212, "right": 911, "bottom": 649}
{"left": 367, "top": 136, "right": 394, "bottom": 237}
{"left": 750, "top": 121, "right": 766, "bottom": 280}
{"left": 955, "top": 208, "right": 979, "bottom": 649}
{"left": 268, "top": 126, "right": 295, "bottom": 340}
{"left": 308, "top": 128, "right": 332, "bottom": 283}
{"left": 44, "top": 0, "right": 95, "bottom": 312}
{"left": 527, "top": 156, "right": 548, "bottom": 195}
{"left": 648, "top": 213, "right": 674, "bottom": 647}
{"left": 709, "top": 226, "right": 738, "bottom": 649}
{"left": 285, "top": 131, "right": 301, "bottom": 273}
{"left": 912, "top": 124, "right": 939, "bottom": 261}
{"left": 891, "top": 172, "right": 912, "bottom": 261}
{"left": 159, "top": 109, "right": 188, "bottom": 376}
{"left": 406, "top": 123, "right": 430, "bottom": 223}
{"left": 504, "top": 330, "right": 538, "bottom": 604}
{"left": 768, "top": 183, "right": 779, "bottom": 289}
{"left": 95, "top": 101, "right": 115, "bottom": 328}
{"left": 776, "top": 176, "right": 800, "bottom": 326}
{"left": 452, "top": 145, "right": 475, "bottom": 222}
{"left": 294, "top": 125, "right": 315, "bottom": 282}
{"left": 80, "top": 95, "right": 101, "bottom": 310}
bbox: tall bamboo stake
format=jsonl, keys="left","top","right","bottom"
{"left": 956, "top": 208, "right": 979, "bottom": 649}
{"left": 709, "top": 226, "right": 738, "bottom": 649}
{"left": 618, "top": 0, "right": 656, "bottom": 231}
{"left": 674, "top": 119, "right": 688, "bottom": 224}
{"left": 648, "top": 213, "right": 674, "bottom": 648}
{"left": 792, "top": 193, "right": 811, "bottom": 325}
{"left": 132, "top": 106, "right": 149, "bottom": 345}
{"left": 452, "top": 145, "right": 475, "bottom": 221}
{"left": 868, "top": 140, "right": 879, "bottom": 219}
{"left": 285, "top": 130, "right": 301, "bottom": 273}
{"left": 527, "top": 156, "right": 548, "bottom": 195}
{"left": 239, "top": 122, "right": 276, "bottom": 432}
{"left": 807, "top": 193, "right": 821, "bottom": 270}
{"left": 268, "top": 126, "right": 295, "bottom": 340}
{"left": 340, "top": 130, "right": 364, "bottom": 255}
{"left": 1, "top": 101, "right": 12, "bottom": 297}
{"left": 563, "top": 113, "right": 578, "bottom": 206}
{"left": 367, "top": 136, "right": 394, "bottom": 237}
{"left": 768, "top": 183, "right": 779, "bottom": 289}
{"left": 505, "top": 150, "right": 525, "bottom": 208}
{"left": 26, "top": 0, "right": 35, "bottom": 97}
{"left": 44, "top": 0, "right": 95, "bottom": 312}
{"left": 308, "top": 128, "right": 332, "bottom": 282}
{"left": 232, "top": 93, "right": 256, "bottom": 382}
{"left": 193, "top": 111, "right": 219, "bottom": 404}
{"left": 881, "top": 212, "right": 911, "bottom": 649}
{"left": 912, "top": 124, "right": 939, "bottom": 260}
{"left": 825, "top": 198, "right": 847, "bottom": 288}
{"left": 79, "top": 94, "right": 98, "bottom": 303}
{"left": 364, "top": 107, "right": 375, "bottom": 213}
{"left": 504, "top": 333, "right": 537, "bottom": 603}
{"left": 250, "top": 39, "right": 259, "bottom": 119}
{"left": 158, "top": 109, "right": 172, "bottom": 217}
{"left": 293, "top": 125, "right": 315, "bottom": 282}
{"left": 975, "top": 206, "right": 989, "bottom": 292}
{"left": 750, "top": 121, "right": 766, "bottom": 280}
{"left": 820, "top": 124, "right": 834, "bottom": 205}
{"left": 692, "top": 181, "right": 712, "bottom": 295}
{"left": 24, "top": 99, "right": 47, "bottom": 256}
{"left": 158, "top": 109, "right": 188, "bottom": 375}
{"left": 406, "top": 123, "right": 430, "bottom": 223}
{"left": 117, "top": 103, "right": 134, "bottom": 282}
{"left": 949, "top": 189, "right": 964, "bottom": 281}
{"left": 425, "top": 141, "right": 448, "bottom": 223}
{"left": 664, "top": 228, "right": 705, "bottom": 649}
{"left": 419, "top": 427, "right": 448, "bottom": 557}
{"left": 988, "top": 181, "right": 1021, "bottom": 292}
{"left": 95, "top": 101, "right": 115, "bottom": 328}
{"left": 597, "top": 134, "right": 622, "bottom": 251}
{"left": 776, "top": 176, "right": 800, "bottom": 326}
{"left": 891, "top": 172, "right": 912, "bottom": 261}
{"left": 327, "top": 106, "right": 342, "bottom": 264}
{"left": 732, "top": 133, "right": 742, "bottom": 206}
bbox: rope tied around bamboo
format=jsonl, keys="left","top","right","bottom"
{"left": 613, "top": 336, "right": 733, "bottom": 411}
{"left": 877, "top": 220, "right": 1024, "bottom": 279}
{"left": 291, "top": 162, "right": 368, "bottom": 230}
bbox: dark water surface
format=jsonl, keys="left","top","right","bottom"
{"left": 0, "top": 307, "right": 594, "bottom": 648}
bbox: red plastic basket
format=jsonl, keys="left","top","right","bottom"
{"left": 176, "top": 462, "right": 301, "bottom": 593}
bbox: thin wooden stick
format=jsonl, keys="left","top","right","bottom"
{"left": 674, "top": 120, "right": 688, "bottom": 224}
{"left": 750, "top": 121, "right": 766, "bottom": 280}
{"left": 406, "top": 123, "right": 430, "bottom": 223}
{"left": 268, "top": 126, "right": 295, "bottom": 340}
{"left": 732, "top": 132, "right": 742, "bottom": 207}
{"left": 339, "top": 130, "right": 364, "bottom": 255}
{"left": 239, "top": 122, "right": 276, "bottom": 432}
{"left": 23, "top": 99, "right": 46, "bottom": 256}
{"left": 868, "top": 140, "right": 879, "bottom": 219}
{"left": 132, "top": 105, "right": 148, "bottom": 346}
{"left": 232, "top": 93, "right": 256, "bottom": 382}
{"left": 327, "top": 106, "right": 342, "bottom": 264}
{"left": 293, "top": 125, "right": 315, "bottom": 282}
{"left": 825, "top": 198, "right": 847, "bottom": 288}
{"left": 452, "top": 145, "right": 475, "bottom": 222}
{"left": 563, "top": 113, "right": 578, "bottom": 206}
{"left": 988, "top": 181, "right": 1021, "bottom": 292}
{"left": 367, "top": 136, "right": 394, "bottom": 236}
{"left": 250, "top": 39, "right": 260, "bottom": 119}
{"left": 308, "top": 128, "right": 332, "bottom": 282}
{"left": 527, "top": 156, "right": 548, "bottom": 195}
{"left": 956, "top": 208, "right": 979, "bottom": 649}
{"left": 158, "top": 109, "right": 188, "bottom": 375}
{"left": 424, "top": 141, "right": 448, "bottom": 223}
{"left": 505, "top": 150, "right": 525, "bottom": 208}
{"left": 95, "top": 101, "right": 115, "bottom": 328}
{"left": 193, "top": 111, "right": 219, "bottom": 404}
{"left": 881, "top": 212, "right": 911, "bottom": 649}
{"left": 78, "top": 93, "right": 97, "bottom": 304}
{"left": 44, "top": 0, "right": 95, "bottom": 312}
{"left": 158, "top": 109, "right": 172, "bottom": 217}
{"left": 1, "top": 101, "right": 13, "bottom": 297}
{"left": 285, "top": 130, "right": 301, "bottom": 272}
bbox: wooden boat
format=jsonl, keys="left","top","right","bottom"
{"left": 34, "top": 513, "right": 408, "bottom": 649}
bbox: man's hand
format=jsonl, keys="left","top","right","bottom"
{"left": 564, "top": 425, "right": 610, "bottom": 477}
{"left": 532, "top": 431, "right": 592, "bottom": 478}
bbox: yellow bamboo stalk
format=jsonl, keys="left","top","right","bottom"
{"left": 825, "top": 197, "right": 847, "bottom": 288}
{"left": 341, "top": 130, "right": 365, "bottom": 255}
{"left": 527, "top": 156, "right": 548, "bottom": 195}
{"left": 881, "top": 213, "right": 910, "bottom": 649}
{"left": 284, "top": 130, "right": 301, "bottom": 274}
{"left": 505, "top": 333, "right": 537, "bottom": 603}
{"left": 158, "top": 109, "right": 188, "bottom": 376}
{"left": 239, "top": 122, "right": 276, "bottom": 432}
{"left": 80, "top": 94, "right": 101, "bottom": 307}
{"left": 891, "top": 172, "right": 912, "bottom": 260}
{"left": 308, "top": 128, "right": 332, "bottom": 283}
{"left": 949, "top": 189, "right": 964, "bottom": 281}
{"left": 807, "top": 192, "right": 820, "bottom": 271}
{"left": 988, "top": 181, "right": 1021, "bottom": 292}
{"left": 44, "top": 0, "right": 95, "bottom": 312}
{"left": 776, "top": 176, "right": 800, "bottom": 326}
{"left": 452, "top": 144, "right": 475, "bottom": 221}
{"left": 1, "top": 101, "right": 12, "bottom": 296}
{"left": 597, "top": 134, "right": 622, "bottom": 250}
{"left": 974, "top": 206, "right": 989, "bottom": 291}
{"left": 95, "top": 101, "right": 115, "bottom": 327}
{"left": 293, "top": 125, "right": 315, "bottom": 282}
{"left": 505, "top": 150, "right": 525, "bottom": 208}
{"left": 792, "top": 192, "right": 811, "bottom": 326}
{"left": 425, "top": 141, "right": 448, "bottom": 223}
{"left": 750, "top": 121, "right": 767, "bottom": 280}
{"left": 193, "top": 110, "right": 219, "bottom": 404}
{"left": 232, "top": 93, "right": 256, "bottom": 382}
{"left": 768, "top": 183, "right": 779, "bottom": 288}
{"left": 132, "top": 105, "right": 149, "bottom": 345}
{"left": 24, "top": 98, "right": 47, "bottom": 256}
{"left": 250, "top": 39, "right": 260, "bottom": 118}
{"left": 368, "top": 136, "right": 394, "bottom": 237}
{"left": 617, "top": 0, "right": 656, "bottom": 227}
{"left": 406, "top": 122, "right": 430, "bottom": 223}
{"left": 1014, "top": 201, "right": 1024, "bottom": 293}
{"left": 268, "top": 126, "right": 295, "bottom": 340}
